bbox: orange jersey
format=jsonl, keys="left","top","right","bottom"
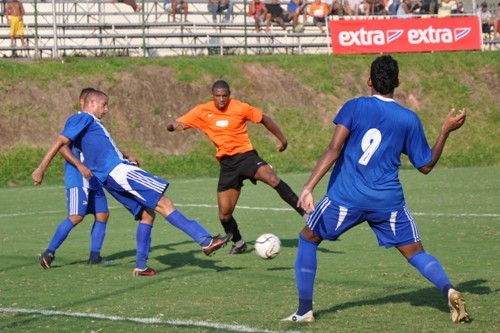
{"left": 177, "top": 99, "right": 263, "bottom": 160}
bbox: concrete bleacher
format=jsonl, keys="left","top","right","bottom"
{"left": 0, "top": 0, "right": 332, "bottom": 57}
{"left": 0, "top": 0, "right": 498, "bottom": 58}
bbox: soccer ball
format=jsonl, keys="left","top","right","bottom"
{"left": 254, "top": 233, "right": 281, "bottom": 259}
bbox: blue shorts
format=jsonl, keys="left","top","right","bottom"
{"left": 307, "top": 196, "right": 421, "bottom": 248}
{"left": 104, "top": 163, "right": 169, "bottom": 220}
{"left": 66, "top": 186, "right": 108, "bottom": 216}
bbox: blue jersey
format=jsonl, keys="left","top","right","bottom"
{"left": 327, "top": 95, "right": 432, "bottom": 211}
{"left": 63, "top": 147, "right": 101, "bottom": 190}
{"left": 61, "top": 112, "right": 129, "bottom": 183}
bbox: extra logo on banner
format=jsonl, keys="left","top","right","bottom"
{"left": 329, "top": 16, "right": 482, "bottom": 54}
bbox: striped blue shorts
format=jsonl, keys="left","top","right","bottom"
{"left": 307, "top": 196, "right": 421, "bottom": 248}
{"left": 104, "top": 163, "right": 169, "bottom": 220}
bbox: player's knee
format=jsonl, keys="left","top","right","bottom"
{"left": 68, "top": 215, "right": 84, "bottom": 225}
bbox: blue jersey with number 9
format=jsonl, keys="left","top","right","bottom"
{"left": 327, "top": 95, "right": 432, "bottom": 211}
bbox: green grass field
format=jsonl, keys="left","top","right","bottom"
{"left": 0, "top": 167, "right": 498, "bottom": 333}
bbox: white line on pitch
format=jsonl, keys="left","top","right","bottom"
{"left": 0, "top": 204, "right": 499, "bottom": 218}
{"left": 0, "top": 307, "right": 302, "bottom": 333}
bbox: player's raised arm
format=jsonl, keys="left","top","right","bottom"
{"left": 418, "top": 108, "right": 466, "bottom": 175}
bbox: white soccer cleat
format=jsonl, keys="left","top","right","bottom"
{"left": 281, "top": 310, "right": 315, "bottom": 323}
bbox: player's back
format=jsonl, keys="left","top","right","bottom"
{"left": 327, "top": 95, "right": 431, "bottom": 210}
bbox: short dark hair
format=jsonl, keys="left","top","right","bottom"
{"left": 370, "top": 55, "right": 399, "bottom": 95}
{"left": 84, "top": 89, "right": 108, "bottom": 106}
{"left": 212, "top": 80, "right": 230, "bottom": 92}
{"left": 79, "top": 87, "right": 96, "bottom": 101}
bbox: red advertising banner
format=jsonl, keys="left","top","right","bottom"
{"left": 329, "top": 16, "right": 482, "bottom": 54}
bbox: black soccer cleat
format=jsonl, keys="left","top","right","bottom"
{"left": 202, "top": 233, "right": 233, "bottom": 256}
{"left": 38, "top": 251, "right": 55, "bottom": 270}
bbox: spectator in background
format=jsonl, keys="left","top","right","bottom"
{"left": 479, "top": 2, "right": 498, "bottom": 38}
{"left": 248, "top": 0, "right": 267, "bottom": 32}
{"left": 397, "top": 0, "right": 421, "bottom": 16}
{"left": 450, "top": 0, "right": 464, "bottom": 14}
{"left": 497, "top": 2, "right": 500, "bottom": 39}
{"left": 345, "top": 0, "right": 370, "bottom": 16}
{"left": 287, "top": 0, "right": 308, "bottom": 24}
{"left": 438, "top": 0, "right": 456, "bottom": 16}
{"left": 208, "top": 0, "right": 234, "bottom": 23}
{"left": 117, "top": 0, "right": 142, "bottom": 12}
{"left": 164, "top": 0, "right": 189, "bottom": 22}
{"left": 387, "top": 0, "right": 401, "bottom": 15}
{"left": 6, "top": 0, "right": 27, "bottom": 48}
{"left": 308, "top": 0, "right": 329, "bottom": 32}
{"left": 326, "top": 0, "right": 348, "bottom": 16}
{"left": 265, "top": 0, "right": 298, "bottom": 32}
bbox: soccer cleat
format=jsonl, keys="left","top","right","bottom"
{"left": 281, "top": 310, "right": 315, "bottom": 323}
{"left": 228, "top": 241, "right": 248, "bottom": 255}
{"left": 132, "top": 267, "right": 156, "bottom": 277}
{"left": 202, "top": 233, "right": 233, "bottom": 256}
{"left": 448, "top": 290, "right": 470, "bottom": 323}
{"left": 87, "top": 256, "right": 113, "bottom": 265}
{"left": 38, "top": 251, "right": 55, "bottom": 270}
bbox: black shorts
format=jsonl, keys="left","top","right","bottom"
{"left": 217, "top": 150, "right": 268, "bottom": 192}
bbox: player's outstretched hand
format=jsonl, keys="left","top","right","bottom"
{"left": 442, "top": 108, "right": 466, "bottom": 133}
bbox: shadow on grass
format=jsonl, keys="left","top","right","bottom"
{"left": 315, "top": 279, "right": 490, "bottom": 320}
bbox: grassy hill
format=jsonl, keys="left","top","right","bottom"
{"left": 0, "top": 52, "right": 499, "bottom": 186}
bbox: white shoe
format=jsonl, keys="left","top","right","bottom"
{"left": 448, "top": 289, "right": 470, "bottom": 323}
{"left": 281, "top": 310, "right": 315, "bottom": 323}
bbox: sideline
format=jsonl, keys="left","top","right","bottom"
{"left": 0, "top": 203, "right": 499, "bottom": 219}
{"left": 0, "top": 307, "right": 302, "bottom": 333}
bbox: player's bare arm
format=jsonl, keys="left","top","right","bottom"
{"left": 418, "top": 108, "right": 466, "bottom": 175}
{"left": 298, "top": 124, "right": 350, "bottom": 211}
{"left": 260, "top": 115, "right": 288, "bottom": 152}
{"left": 32, "top": 135, "right": 71, "bottom": 185}
{"left": 58, "top": 145, "right": 93, "bottom": 179}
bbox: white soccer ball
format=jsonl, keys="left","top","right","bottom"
{"left": 254, "top": 233, "right": 281, "bottom": 259}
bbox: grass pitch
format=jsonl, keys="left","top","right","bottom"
{"left": 0, "top": 167, "right": 498, "bottom": 333}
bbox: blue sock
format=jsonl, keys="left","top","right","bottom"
{"left": 47, "top": 218, "right": 76, "bottom": 253}
{"left": 408, "top": 251, "right": 452, "bottom": 295}
{"left": 166, "top": 210, "right": 211, "bottom": 246}
{"left": 89, "top": 220, "right": 107, "bottom": 261}
{"left": 295, "top": 233, "right": 318, "bottom": 315}
{"left": 136, "top": 222, "right": 152, "bottom": 270}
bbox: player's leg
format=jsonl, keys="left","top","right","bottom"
{"left": 400, "top": 243, "right": 470, "bottom": 323}
{"left": 132, "top": 208, "right": 156, "bottom": 276}
{"left": 156, "top": 195, "right": 232, "bottom": 256}
{"left": 370, "top": 207, "right": 469, "bottom": 323}
{"left": 38, "top": 187, "right": 86, "bottom": 269}
{"left": 87, "top": 188, "right": 110, "bottom": 264}
{"left": 217, "top": 188, "right": 246, "bottom": 254}
{"left": 284, "top": 198, "right": 363, "bottom": 322}
{"left": 254, "top": 164, "right": 306, "bottom": 217}
{"left": 106, "top": 164, "right": 231, "bottom": 259}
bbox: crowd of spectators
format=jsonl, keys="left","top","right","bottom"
{"left": 2, "top": 0, "right": 499, "bottom": 39}
{"left": 157, "top": 0, "right": 500, "bottom": 37}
